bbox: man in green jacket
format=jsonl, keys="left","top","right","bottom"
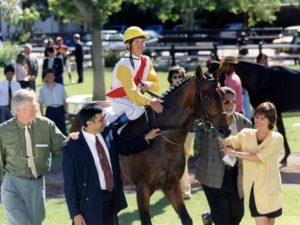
{"left": 0, "top": 89, "right": 66, "bottom": 225}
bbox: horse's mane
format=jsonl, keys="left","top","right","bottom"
{"left": 161, "top": 76, "right": 193, "bottom": 99}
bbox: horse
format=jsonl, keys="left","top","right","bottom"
{"left": 210, "top": 59, "right": 300, "bottom": 164}
{"left": 70, "top": 72, "right": 230, "bottom": 225}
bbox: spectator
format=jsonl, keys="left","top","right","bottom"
{"left": 222, "top": 56, "right": 243, "bottom": 113}
{"left": 167, "top": 65, "right": 193, "bottom": 199}
{"left": 73, "top": 33, "right": 84, "bottom": 83}
{"left": 23, "top": 43, "right": 38, "bottom": 91}
{"left": 0, "top": 65, "right": 21, "bottom": 123}
{"left": 63, "top": 103, "right": 160, "bottom": 225}
{"left": 196, "top": 86, "right": 252, "bottom": 225}
{"left": 0, "top": 89, "right": 71, "bottom": 225}
{"left": 106, "top": 26, "right": 163, "bottom": 127}
{"left": 15, "top": 53, "right": 30, "bottom": 89}
{"left": 237, "top": 31, "right": 249, "bottom": 56}
{"left": 55, "top": 36, "right": 73, "bottom": 83}
{"left": 39, "top": 68, "right": 68, "bottom": 135}
{"left": 224, "top": 102, "right": 283, "bottom": 225}
{"left": 42, "top": 47, "right": 64, "bottom": 84}
{"left": 256, "top": 53, "right": 268, "bottom": 66}
{"left": 44, "top": 38, "right": 54, "bottom": 57}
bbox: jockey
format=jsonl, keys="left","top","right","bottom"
{"left": 106, "top": 26, "right": 163, "bottom": 127}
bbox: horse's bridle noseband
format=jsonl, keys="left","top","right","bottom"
{"left": 193, "top": 78, "right": 225, "bottom": 131}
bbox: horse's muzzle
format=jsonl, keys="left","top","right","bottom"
{"left": 217, "top": 126, "right": 231, "bottom": 138}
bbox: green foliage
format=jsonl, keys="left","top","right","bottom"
{"left": 48, "top": 0, "right": 124, "bottom": 25}
{"left": 104, "top": 51, "right": 120, "bottom": 67}
{"left": 0, "top": 42, "right": 19, "bottom": 67}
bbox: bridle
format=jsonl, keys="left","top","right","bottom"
{"left": 193, "top": 78, "right": 225, "bottom": 132}
{"left": 149, "top": 77, "right": 225, "bottom": 145}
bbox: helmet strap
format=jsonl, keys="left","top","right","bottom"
{"left": 128, "top": 40, "right": 135, "bottom": 69}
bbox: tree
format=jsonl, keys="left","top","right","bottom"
{"left": 48, "top": 0, "right": 124, "bottom": 100}
{"left": 0, "top": 0, "right": 39, "bottom": 42}
{"left": 132, "top": 0, "right": 281, "bottom": 28}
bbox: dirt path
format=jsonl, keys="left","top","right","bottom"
{"left": 45, "top": 153, "right": 300, "bottom": 198}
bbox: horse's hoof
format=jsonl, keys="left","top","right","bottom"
{"left": 280, "top": 157, "right": 287, "bottom": 165}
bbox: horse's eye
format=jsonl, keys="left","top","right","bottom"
{"left": 201, "top": 94, "right": 210, "bottom": 102}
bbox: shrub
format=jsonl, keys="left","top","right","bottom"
{"left": 104, "top": 51, "right": 119, "bottom": 68}
{"left": 0, "top": 42, "right": 20, "bottom": 67}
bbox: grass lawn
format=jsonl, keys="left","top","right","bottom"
{"left": 0, "top": 186, "right": 299, "bottom": 225}
{"left": 0, "top": 67, "right": 299, "bottom": 224}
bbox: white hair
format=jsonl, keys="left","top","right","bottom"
{"left": 11, "top": 89, "right": 36, "bottom": 116}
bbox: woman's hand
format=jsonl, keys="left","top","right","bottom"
{"left": 145, "top": 128, "right": 161, "bottom": 140}
{"left": 224, "top": 145, "right": 236, "bottom": 157}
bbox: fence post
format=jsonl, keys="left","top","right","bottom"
{"left": 258, "top": 41, "right": 263, "bottom": 54}
{"left": 213, "top": 42, "right": 219, "bottom": 60}
{"left": 171, "top": 44, "right": 176, "bottom": 66}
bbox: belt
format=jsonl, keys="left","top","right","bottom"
{"left": 47, "top": 105, "right": 63, "bottom": 108}
{"left": 16, "top": 175, "right": 43, "bottom": 180}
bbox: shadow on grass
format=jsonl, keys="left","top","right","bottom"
{"left": 118, "top": 194, "right": 171, "bottom": 224}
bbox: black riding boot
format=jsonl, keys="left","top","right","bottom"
{"left": 113, "top": 113, "right": 130, "bottom": 129}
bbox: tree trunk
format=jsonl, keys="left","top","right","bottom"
{"left": 91, "top": 29, "right": 106, "bottom": 100}
{"left": 72, "top": 0, "right": 105, "bottom": 100}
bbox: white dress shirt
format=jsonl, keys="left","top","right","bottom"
{"left": 0, "top": 80, "right": 21, "bottom": 106}
{"left": 82, "top": 128, "right": 113, "bottom": 190}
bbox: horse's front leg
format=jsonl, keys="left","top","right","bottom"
{"left": 162, "top": 182, "right": 193, "bottom": 225}
{"left": 136, "top": 184, "right": 154, "bottom": 225}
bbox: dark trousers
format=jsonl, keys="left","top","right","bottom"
{"left": 202, "top": 167, "right": 244, "bottom": 225}
{"left": 45, "top": 106, "right": 67, "bottom": 135}
{"left": 102, "top": 190, "right": 118, "bottom": 225}
{"left": 18, "top": 80, "right": 30, "bottom": 89}
{"left": 0, "top": 105, "right": 12, "bottom": 123}
{"left": 76, "top": 60, "right": 83, "bottom": 83}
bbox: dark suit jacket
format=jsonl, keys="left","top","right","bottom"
{"left": 42, "top": 57, "right": 64, "bottom": 84}
{"left": 63, "top": 125, "right": 151, "bottom": 224}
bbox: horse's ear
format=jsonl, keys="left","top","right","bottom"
{"left": 214, "top": 61, "right": 224, "bottom": 80}
{"left": 196, "top": 72, "right": 205, "bottom": 80}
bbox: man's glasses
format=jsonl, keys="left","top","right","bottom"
{"left": 224, "top": 100, "right": 236, "bottom": 105}
{"left": 172, "top": 75, "right": 183, "bottom": 79}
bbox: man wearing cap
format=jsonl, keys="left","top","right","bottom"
{"left": 106, "top": 26, "right": 163, "bottom": 127}
{"left": 222, "top": 56, "right": 243, "bottom": 113}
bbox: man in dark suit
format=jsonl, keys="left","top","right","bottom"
{"left": 63, "top": 103, "right": 160, "bottom": 225}
{"left": 42, "top": 47, "right": 64, "bottom": 84}
{"left": 73, "top": 33, "right": 84, "bottom": 83}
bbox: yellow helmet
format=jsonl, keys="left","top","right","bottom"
{"left": 123, "top": 26, "right": 148, "bottom": 43}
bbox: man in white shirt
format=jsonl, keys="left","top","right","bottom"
{"left": 0, "top": 65, "right": 21, "bottom": 123}
{"left": 63, "top": 103, "right": 160, "bottom": 225}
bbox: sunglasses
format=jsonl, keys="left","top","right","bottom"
{"left": 172, "top": 75, "right": 183, "bottom": 79}
{"left": 224, "top": 100, "right": 236, "bottom": 105}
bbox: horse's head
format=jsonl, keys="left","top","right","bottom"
{"left": 195, "top": 72, "right": 230, "bottom": 138}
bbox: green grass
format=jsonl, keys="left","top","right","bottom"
{"left": 0, "top": 68, "right": 299, "bottom": 224}
{"left": 0, "top": 186, "right": 299, "bottom": 225}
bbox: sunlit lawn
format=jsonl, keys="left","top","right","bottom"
{"left": 0, "top": 67, "right": 299, "bottom": 224}
{"left": 0, "top": 186, "right": 299, "bottom": 225}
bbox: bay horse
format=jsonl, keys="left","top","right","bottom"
{"left": 211, "top": 59, "right": 300, "bottom": 164}
{"left": 70, "top": 72, "right": 230, "bottom": 225}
